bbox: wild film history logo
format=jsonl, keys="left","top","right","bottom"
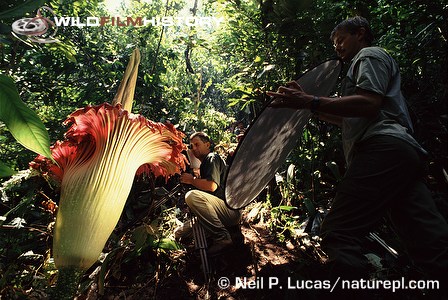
{"left": 12, "top": 6, "right": 58, "bottom": 43}
{"left": 12, "top": 6, "right": 224, "bottom": 44}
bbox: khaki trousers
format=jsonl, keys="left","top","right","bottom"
{"left": 175, "top": 190, "right": 241, "bottom": 241}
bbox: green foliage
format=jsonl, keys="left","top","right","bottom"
{"left": 0, "top": 161, "right": 15, "bottom": 177}
{"left": 0, "top": 170, "right": 55, "bottom": 297}
{"left": 0, "top": 0, "right": 46, "bottom": 20}
{"left": 269, "top": 204, "right": 300, "bottom": 242}
{"left": 0, "top": 74, "right": 52, "bottom": 161}
{"left": 371, "top": 1, "right": 447, "bottom": 191}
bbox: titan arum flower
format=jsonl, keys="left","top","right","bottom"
{"left": 30, "top": 49, "right": 186, "bottom": 298}
{"left": 33, "top": 103, "right": 185, "bottom": 268}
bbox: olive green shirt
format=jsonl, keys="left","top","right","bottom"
{"left": 200, "top": 152, "right": 227, "bottom": 200}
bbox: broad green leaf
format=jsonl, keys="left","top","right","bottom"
{"left": 132, "top": 225, "right": 149, "bottom": 250}
{"left": 278, "top": 205, "right": 297, "bottom": 212}
{"left": 0, "top": 74, "right": 51, "bottom": 158}
{"left": 0, "top": 161, "right": 16, "bottom": 177}
{"left": 0, "top": 0, "right": 47, "bottom": 20}
{"left": 155, "top": 238, "right": 181, "bottom": 250}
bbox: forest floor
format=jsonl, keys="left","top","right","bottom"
{"left": 92, "top": 196, "right": 338, "bottom": 300}
{"left": 77, "top": 208, "right": 325, "bottom": 300}
{"left": 5, "top": 186, "right": 444, "bottom": 299}
{"left": 148, "top": 222, "right": 319, "bottom": 300}
{"left": 86, "top": 204, "right": 443, "bottom": 300}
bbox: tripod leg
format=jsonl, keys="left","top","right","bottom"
{"left": 191, "top": 215, "right": 212, "bottom": 282}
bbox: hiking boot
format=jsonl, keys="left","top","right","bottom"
{"left": 174, "top": 220, "right": 194, "bottom": 242}
{"left": 227, "top": 225, "right": 244, "bottom": 246}
{"left": 207, "top": 238, "right": 233, "bottom": 256}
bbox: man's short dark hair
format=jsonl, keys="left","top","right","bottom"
{"left": 190, "top": 131, "right": 211, "bottom": 144}
{"left": 330, "top": 16, "right": 374, "bottom": 46}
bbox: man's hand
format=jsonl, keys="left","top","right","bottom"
{"left": 180, "top": 172, "right": 218, "bottom": 192}
{"left": 180, "top": 173, "right": 194, "bottom": 185}
{"left": 266, "top": 81, "right": 312, "bottom": 109}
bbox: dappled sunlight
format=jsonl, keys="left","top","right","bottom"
{"left": 0, "top": 0, "right": 446, "bottom": 299}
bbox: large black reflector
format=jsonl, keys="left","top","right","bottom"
{"left": 225, "top": 58, "right": 342, "bottom": 209}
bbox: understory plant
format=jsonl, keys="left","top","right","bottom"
{"left": 0, "top": 74, "right": 52, "bottom": 177}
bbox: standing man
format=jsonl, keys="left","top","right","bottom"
{"left": 267, "top": 16, "right": 448, "bottom": 297}
{"left": 176, "top": 131, "right": 241, "bottom": 255}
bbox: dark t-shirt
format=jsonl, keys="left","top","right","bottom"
{"left": 200, "top": 152, "right": 227, "bottom": 200}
